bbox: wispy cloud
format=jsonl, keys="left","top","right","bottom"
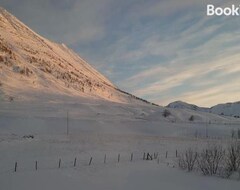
{"left": 2, "top": 0, "right": 240, "bottom": 106}
{"left": 2, "top": 0, "right": 113, "bottom": 44}
{"left": 107, "top": 1, "right": 240, "bottom": 106}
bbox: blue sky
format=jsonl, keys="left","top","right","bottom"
{"left": 1, "top": 0, "right": 240, "bottom": 106}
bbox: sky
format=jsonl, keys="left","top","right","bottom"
{"left": 1, "top": 0, "right": 240, "bottom": 107}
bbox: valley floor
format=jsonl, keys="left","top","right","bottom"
{"left": 0, "top": 97, "right": 240, "bottom": 189}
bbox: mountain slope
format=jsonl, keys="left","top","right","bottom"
{"left": 167, "top": 101, "right": 240, "bottom": 117}
{"left": 0, "top": 7, "right": 149, "bottom": 104}
{"left": 211, "top": 102, "right": 240, "bottom": 117}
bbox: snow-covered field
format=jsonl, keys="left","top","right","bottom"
{"left": 1, "top": 161, "right": 240, "bottom": 190}
{"left": 1, "top": 94, "right": 240, "bottom": 189}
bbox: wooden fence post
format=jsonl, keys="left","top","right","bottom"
{"left": 104, "top": 154, "right": 106, "bottom": 164}
{"left": 74, "top": 158, "right": 77, "bottom": 167}
{"left": 35, "top": 161, "right": 38, "bottom": 171}
{"left": 14, "top": 162, "right": 17, "bottom": 172}
{"left": 118, "top": 154, "right": 120, "bottom": 163}
{"left": 89, "top": 157, "right": 93, "bottom": 165}
{"left": 67, "top": 111, "right": 69, "bottom": 135}
{"left": 146, "top": 153, "right": 153, "bottom": 160}
{"left": 58, "top": 159, "right": 61, "bottom": 168}
{"left": 154, "top": 152, "right": 158, "bottom": 159}
{"left": 130, "top": 153, "right": 133, "bottom": 162}
{"left": 165, "top": 151, "right": 168, "bottom": 158}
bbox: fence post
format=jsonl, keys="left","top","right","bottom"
{"left": 14, "top": 162, "right": 17, "bottom": 172}
{"left": 118, "top": 154, "right": 120, "bottom": 163}
{"left": 74, "top": 158, "right": 77, "bottom": 167}
{"left": 154, "top": 152, "right": 158, "bottom": 159}
{"left": 89, "top": 157, "right": 93, "bottom": 165}
{"left": 143, "top": 152, "right": 146, "bottom": 160}
{"left": 130, "top": 153, "right": 133, "bottom": 162}
{"left": 165, "top": 151, "right": 168, "bottom": 158}
{"left": 104, "top": 154, "right": 106, "bottom": 164}
{"left": 58, "top": 159, "right": 61, "bottom": 168}
{"left": 35, "top": 161, "right": 38, "bottom": 171}
{"left": 67, "top": 111, "right": 69, "bottom": 135}
{"left": 176, "top": 150, "right": 178, "bottom": 157}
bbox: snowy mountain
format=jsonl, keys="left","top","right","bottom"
{"left": 167, "top": 101, "right": 240, "bottom": 118}
{"left": 211, "top": 102, "right": 240, "bottom": 118}
{"left": 0, "top": 7, "right": 152, "bottom": 105}
{"left": 167, "top": 101, "right": 209, "bottom": 112}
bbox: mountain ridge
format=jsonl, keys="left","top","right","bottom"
{"left": 167, "top": 100, "right": 240, "bottom": 117}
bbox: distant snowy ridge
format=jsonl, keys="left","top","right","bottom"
{"left": 167, "top": 101, "right": 209, "bottom": 112}
{"left": 0, "top": 7, "right": 153, "bottom": 105}
{"left": 211, "top": 102, "right": 240, "bottom": 117}
{"left": 167, "top": 101, "right": 240, "bottom": 117}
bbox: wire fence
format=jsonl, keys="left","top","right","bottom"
{"left": 0, "top": 150, "right": 180, "bottom": 175}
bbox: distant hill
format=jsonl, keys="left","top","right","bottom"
{"left": 167, "top": 101, "right": 240, "bottom": 118}
{"left": 211, "top": 102, "right": 240, "bottom": 118}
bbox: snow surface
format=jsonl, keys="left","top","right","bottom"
{"left": 0, "top": 93, "right": 240, "bottom": 189}
{"left": 1, "top": 161, "right": 239, "bottom": 190}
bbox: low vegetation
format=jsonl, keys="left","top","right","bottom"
{"left": 189, "top": 115, "right": 194, "bottom": 121}
{"left": 162, "top": 109, "right": 171, "bottom": 117}
{"left": 178, "top": 141, "right": 240, "bottom": 179}
{"left": 8, "top": 96, "right": 14, "bottom": 102}
{"left": 231, "top": 129, "right": 240, "bottom": 139}
{"left": 178, "top": 148, "right": 197, "bottom": 171}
